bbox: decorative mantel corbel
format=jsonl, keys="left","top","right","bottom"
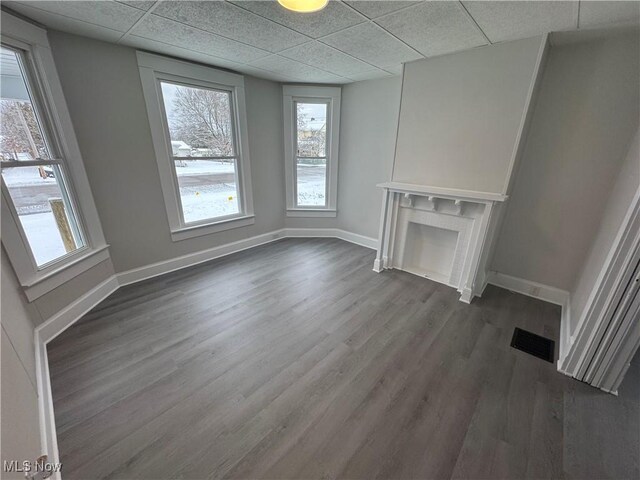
{"left": 402, "top": 193, "right": 414, "bottom": 207}
{"left": 425, "top": 195, "right": 437, "bottom": 211}
{"left": 454, "top": 199, "right": 464, "bottom": 216}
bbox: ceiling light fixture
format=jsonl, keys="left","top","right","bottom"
{"left": 277, "top": 0, "right": 329, "bottom": 13}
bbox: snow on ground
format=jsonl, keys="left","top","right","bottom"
{"left": 2, "top": 165, "right": 56, "bottom": 186}
{"left": 174, "top": 160, "right": 235, "bottom": 176}
{"left": 179, "top": 183, "right": 239, "bottom": 223}
{"left": 297, "top": 164, "right": 326, "bottom": 206}
{"left": 19, "top": 212, "right": 67, "bottom": 266}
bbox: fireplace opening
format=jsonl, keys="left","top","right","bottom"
{"left": 402, "top": 222, "right": 459, "bottom": 285}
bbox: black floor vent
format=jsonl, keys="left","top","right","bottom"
{"left": 510, "top": 327, "right": 555, "bottom": 363}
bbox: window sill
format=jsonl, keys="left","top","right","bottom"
{"left": 286, "top": 209, "right": 337, "bottom": 218}
{"left": 23, "top": 245, "right": 111, "bottom": 302}
{"left": 171, "top": 215, "right": 255, "bottom": 241}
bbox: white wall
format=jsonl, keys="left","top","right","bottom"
{"left": 1, "top": 249, "right": 42, "bottom": 477}
{"left": 392, "top": 36, "right": 543, "bottom": 194}
{"left": 48, "top": 31, "right": 286, "bottom": 273}
{"left": 492, "top": 29, "right": 640, "bottom": 290}
{"left": 570, "top": 128, "right": 640, "bottom": 336}
{"left": 337, "top": 76, "right": 402, "bottom": 239}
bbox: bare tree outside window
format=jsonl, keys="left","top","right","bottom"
{"left": 1, "top": 45, "right": 85, "bottom": 266}
{"left": 163, "top": 83, "right": 234, "bottom": 157}
{"left": 0, "top": 99, "right": 48, "bottom": 161}
{"left": 159, "top": 81, "right": 240, "bottom": 223}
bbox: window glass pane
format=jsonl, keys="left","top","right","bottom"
{"left": 175, "top": 159, "right": 239, "bottom": 224}
{"left": 296, "top": 158, "right": 326, "bottom": 207}
{"left": 296, "top": 102, "right": 327, "bottom": 158}
{"left": 160, "top": 81, "right": 235, "bottom": 158}
{"left": 296, "top": 102, "right": 328, "bottom": 207}
{"left": 0, "top": 47, "right": 50, "bottom": 161}
{"left": 2, "top": 166, "right": 85, "bottom": 266}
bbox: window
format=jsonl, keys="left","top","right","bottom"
{"left": 1, "top": 46, "right": 85, "bottom": 267}
{"left": 1, "top": 13, "right": 109, "bottom": 301}
{"left": 283, "top": 86, "right": 340, "bottom": 217}
{"left": 137, "top": 53, "right": 254, "bottom": 241}
{"left": 295, "top": 101, "right": 328, "bottom": 207}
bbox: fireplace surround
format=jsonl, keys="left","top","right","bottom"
{"left": 374, "top": 182, "right": 508, "bottom": 303}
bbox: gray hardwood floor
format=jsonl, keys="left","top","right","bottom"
{"left": 47, "top": 238, "right": 639, "bottom": 479}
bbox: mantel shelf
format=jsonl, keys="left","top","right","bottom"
{"left": 377, "top": 182, "right": 508, "bottom": 203}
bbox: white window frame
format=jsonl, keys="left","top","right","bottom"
{"left": 1, "top": 13, "right": 109, "bottom": 301}
{"left": 283, "top": 85, "right": 341, "bottom": 218}
{"left": 137, "top": 52, "right": 254, "bottom": 241}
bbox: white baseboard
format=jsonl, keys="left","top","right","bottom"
{"left": 35, "top": 275, "right": 120, "bottom": 344}
{"left": 284, "top": 228, "right": 377, "bottom": 250}
{"left": 117, "top": 229, "right": 287, "bottom": 286}
{"left": 33, "top": 275, "right": 119, "bottom": 480}
{"left": 487, "top": 271, "right": 569, "bottom": 306}
{"left": 559, "top": 300, "right": 573, "bottom": 369}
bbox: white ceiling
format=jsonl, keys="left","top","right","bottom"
{"left": 5, "top": 0, "right": 640, "bottom": 84}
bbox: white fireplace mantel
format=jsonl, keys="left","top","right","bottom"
{"left": 377, "top": 182, "right": 508, "bottom": 203}
{"left": 374, "top": 182, "right": 508, "bottom": 303}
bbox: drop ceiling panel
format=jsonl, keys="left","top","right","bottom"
{"left": 153, "top": 0, "right": 308, "bottom": 52}
{"left": 376, "top": 2, "right": 487, "bottom": 57}
{"left": 4, "top": 2, "right": 126, "bottom": 42}
{"left": 320, "top": 22, "right": 422, "bottom": 68}
{"left": 279, "top": 41, "right": 373, "bottom": 76}
{"left": 382, "top": 64, "right": 404, "bottom": 75}
{"left": 346, "top": 68, "right": 393, "bottom": 82}
{"left": 344, "top": 1, "right": 421, "bottom": 19}
{"left": 579, "top": 1, "right": 640, "bottom": 28}
{"left": 229, "top": 1, "right": 365, "bottom": 38}
{"left": 249, "top": 54, "right": 347, "bottom": 83}
{"left": 5, "top": 0, "right": 638, "bottom": 86}
{"left": 237, "top": 64, "right": 299, "bottom": 82}
{"left": 116, "top": 0, "right": 156, "bottom": 11}
{"left": 131, "top": 14, "right": 269, "bottom": 63}
{"left": 122, "top": 35, "right": 246, "bottom": 71}
{"left": 462, "top": 1, "right": 579, "bottom": 43}
{"left": 7, "top": 0, "right": 144, "bottom": 32}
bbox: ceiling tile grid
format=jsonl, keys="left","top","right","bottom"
{"left": 4, "top": 1, "right": 640, "bottom": 84}
{"left": 152, "top": 0, "right": 309, "bottom": 52}
{"left": 278, "top": 40, "right": 375, "bottom": 76}
{"left": 229, "top": 0, "right": 366, "bottom": 38}
{"left": 344, "top": 1, "right": 421, "bottom": 19}
{"left": 132, "top": 13, "right": 270, "bottom": 63}
{"left": 319, "top": 21, "right": 423, "bottom": 68}
{"left": 462, "top": 1, "right": 580, "bottom": 43}
{"left": 375, "top": 1, "right": 488, "bottom": 57}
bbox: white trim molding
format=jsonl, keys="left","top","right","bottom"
{"left": 1, "top": 12, "right": 110, "bottom": 300}
{"left": 487, "top": 271, "right": 570, "bottom": 307}
{"left": 284, "top": 228, "right": 377, "bottom": 250}
{"left": 561, "top": 184, "right": 640, "bottom": 389}
{"left": 283, "top": 85, "right": 341, "bottom": 217}
{"left": 34, "top": 275, "right": 119, "bottom": 480}
{"left": 137, "top": 51, "right": 255, "bottom": 242}
{"left": 117, "top": 229, "right": 286, "bottom": 286}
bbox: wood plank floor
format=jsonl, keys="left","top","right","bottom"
{"left": 48, "top": 238, "right": 639, "bottom": 479}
